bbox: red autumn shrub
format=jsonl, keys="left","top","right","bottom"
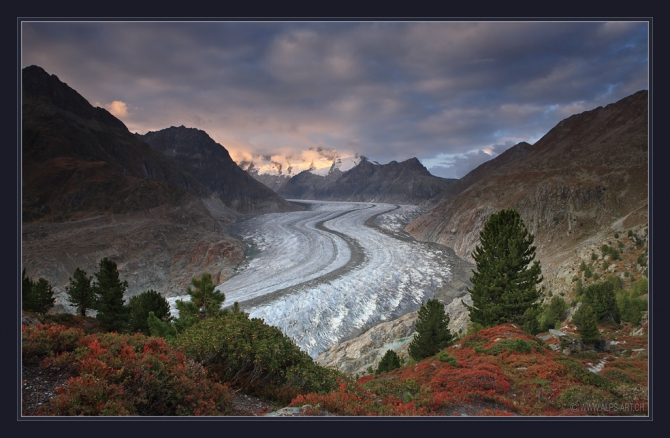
{"left": 22, "top": 323, "right": 84, "bottom": 363}
{"left": 25, "top": 324, "right": 233, "bottom": 416}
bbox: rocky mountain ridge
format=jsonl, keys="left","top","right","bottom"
{"left": 22, "top": 65, "right": 211, "bottom": 223}
{"left": 139, "top": 126, "right": 298, "bottom": 214}
{"left": 277, "top": 156, "right": 456, "bottom": 205}
{"left": 405, "top": 90, "right": 648, "bottom": 297}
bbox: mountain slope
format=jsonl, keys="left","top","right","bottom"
{"left": 406, "top": 90, "right": 648, "bottom": 295}
{"left": 21, "top": 65, "right": 246, "bottom": 308}
{"left": 277, "top": 157, "right": 456, "bottom": 204}
{"left": 139, "top": 127, "right": 299, "bottom": 214}
{"left": 22, "top": 65, "right": 209, "bottom": 223}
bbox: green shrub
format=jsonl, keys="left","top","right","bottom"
{"left": 610, "top": 249, "right": 620, "bottom": 261}
{"left": 580, "top": 261, "right": 587, "bottom": 272}
{"left": 376, "top": 349, "right": 402, "bottom": 374}
{"left": 556, "top": 357, "right": 614, "bottom": 392}
{"left": 475, "top": 338, "right": 533, "bottom": 356}
{"left": 614, "top": 232, "right": 619, "bottom": 239}
{"left": 605, "top": 275, "right": 622, "bottom": 292}
{"left": 628, "top": 230, "right": 633, "bottom": 237}
{"left": 592, "top": 273, "right": 600, "bottom": 281}
{"left": 171, "top": 312, "right": 340, "bottom": 403}
{"left": 555, "top": 386, "right": 618, "bottom": 409}
{"left": 591, "top": 253, "right": 598, "bottom": 261}
{"left": 631, "top": 278, "right": 648, "bottom": 297}
{"left": 584, "top": 267, "right": 592, "bottom": 278}
{"left": 637, "top": 253, "right": 646, "bottom": 267}
{"left": 436, "top": 351, "right": 459, "bottom": 366}
{"left": 602, "top": 261, "right": 609, "bottom": 270}
{"left": 617, "top": 284, "right": 647, "bottom": 325}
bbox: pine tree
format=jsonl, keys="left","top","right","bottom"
{"left": 65, "top": 268, "right": 95, "bottom": 317}
{"left": 376, "top": 349, "right": 402, "bottom": 374}
{"left": 32, "top": 278, "right": 56, "bottom": 315}
{"left": 22, "top": 268, "right": 36, "bottom": 313}
{"left": 127, "top": 289, "right": 172, "bottom": 335}
{"left": 575, "top": 303, "right": 600, "bottom": 344}
{"left": 464, "top": 209, "right": 543, "bottom": 327}
{"left": 174, "top": 273, "right": 226, "bottom": 332}
{"left": 92, "top": 258, "right": 128, "bottom": 332}
{"left": 408, "top": 298, "right": 454, "bottom": 361}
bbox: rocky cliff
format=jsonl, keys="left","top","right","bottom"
{"left": 406, "top": 90, "right": 648, "bottom": 297}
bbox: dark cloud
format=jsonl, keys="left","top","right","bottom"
{"left": 21, "top": 21, "right": 648, "bottom": 177}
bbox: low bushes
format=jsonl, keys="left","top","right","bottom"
{"left": 23, "top": 323, "right": 233, "bottom": 416}
{"left": 170, "top": 311, "right": 341, "bottom": 404}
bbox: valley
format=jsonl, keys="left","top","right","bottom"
{"left": 169, "top": 201, "right": 470, "bottom": 358}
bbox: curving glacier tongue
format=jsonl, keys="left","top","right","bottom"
{"left": 174, "top": 201, "right": 452, "bottom": 358}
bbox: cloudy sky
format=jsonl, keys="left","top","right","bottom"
{"left": 21, "top": 21, "right": 648, "bottom": 178}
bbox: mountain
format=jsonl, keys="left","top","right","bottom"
{"left": 406, "top": 90, "right": 648, "bottom": 296}
{"left": 277, "top": 157, "right": 456, "bottom": 204}
{"left": 237, "top": 161, "right": 292, "bottom": 191}
{"left": 22, "top": 65, "right": 210, "bottom": 223}
{"left": 139, "top": 127, "right": 299, "bottom": 214}
{"left": 21, "top": 66, "right": 248, "bottom": 308}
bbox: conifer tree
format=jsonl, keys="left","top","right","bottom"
{"left": 92, "top": 258, "right": 128, "bottom": 332}
{"left": 464, "top": 209, "right": 543, "bottom": 327}
{"left": 65, "top": 268, "right": 95, "bottom": 317}
{"left": 148, "top": 311, "right": 178, "bottom": 339}
{"left": 575, "top": 303, "right": 600, "bottom": 344}
{"left": 581, "top": 281, "right": 620, "bottom": 323}
{"left": 31, "top": 278, "right": 56, "bottom": 315}
{"left": 174, "top": 273, "right": 226, "bottom": 332}
{"left": 376, "top": 349, "right": 402, "bottom": 374}
{"left": 22, "top": 268, "right": 36, "bottom": 313}
{"left": 408, "top": 298, "right": 454, "bottom": 361}
{"left": 127, "top": 289, "right": 172, "bottom": 335}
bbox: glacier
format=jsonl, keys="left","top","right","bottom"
{"left": 169, "top": 200, "right": 453, "bottom": 358}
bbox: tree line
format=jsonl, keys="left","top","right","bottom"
{"left": 21, "top": 258, "right": 232, "bottom": 337}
